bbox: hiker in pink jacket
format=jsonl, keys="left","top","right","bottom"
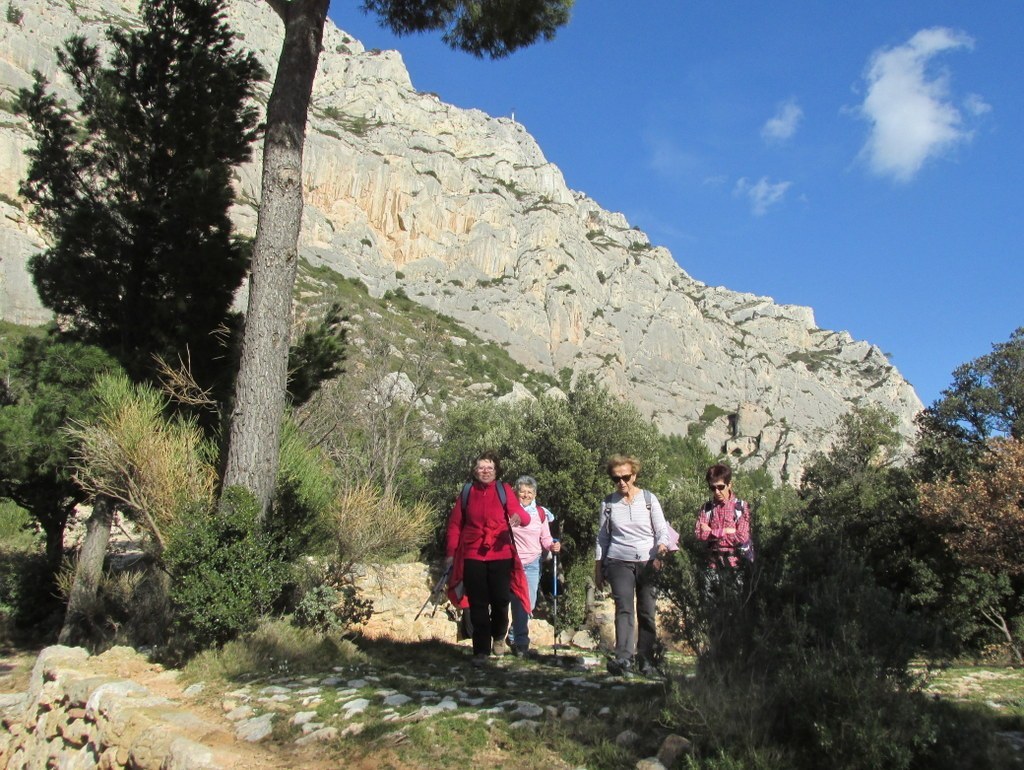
{"left": 507, "top": 476, "right": 561, "bottom": 655}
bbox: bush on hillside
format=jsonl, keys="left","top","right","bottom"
{"left": 669, "top": 524, "right": 1014, "bottom": 770}
{"left": 266, "top": 418, "right": 338, "bottom": 561}
{"left": 164, "top": 487, "right": 289, "bottom": 655}
{"left": 292, "top": 583, "right": 372, "bottom": 636}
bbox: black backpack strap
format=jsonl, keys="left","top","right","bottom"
{"left": 496, "top": 480, "right": 508, "bottom": 512}
{"left": 496, "top": 481, "right": 522, "bottom": 561}
{"left": 459, "top": 482, "right": 472, "bottom": 523}
{"left": 601, "top": 494, "right": 614, "bottom": 526}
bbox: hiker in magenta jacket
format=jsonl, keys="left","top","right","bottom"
{"left": 444, "top": 451, "right": 531, "bottom": 663}
{"left": 695, "top": 463, "right": 750, "bottom": 569}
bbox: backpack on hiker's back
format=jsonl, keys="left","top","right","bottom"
{"left": 698, "top": 498, "right": 755, "bottom": 564}
{"left": 600, "top": 489, "right": 681, "bottom": 553}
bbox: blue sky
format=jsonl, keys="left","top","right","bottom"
{"left": 329, "top": 1, "right": 1024, "bottom": 409}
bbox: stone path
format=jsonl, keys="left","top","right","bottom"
{"left": 205, "top": 650, "right": 661, "bottom": 748}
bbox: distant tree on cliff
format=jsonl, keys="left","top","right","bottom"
{"left": 916, "top": 326, "right": 1024, "bottom": 482}
{"left": 17, "top": 0, "right": 265, "bottom": 392}
{"left": 223, "top": 0, "right": 575, "bottom": 516}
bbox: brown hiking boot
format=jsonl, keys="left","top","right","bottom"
{"left": 492, "top": 638, "right": 510, "bottom": 656}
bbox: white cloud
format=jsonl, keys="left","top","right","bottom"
{"left": 964, "top": 93, "right": 992, "bottom": 116}
{"left": 857, "top": 27, "right": 980, "bottom": 182}
{"left": 644, "top": 133, "right": 700, "bottom": 177}
{"left": 734, "top": 177, "right": 792, "bottom": 216}
{"left": 762, "top": 98, "right": 804, "bottom": 144}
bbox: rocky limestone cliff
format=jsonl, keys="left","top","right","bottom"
{"left": 0, "top": 0, "right": 922, "bottom": 481}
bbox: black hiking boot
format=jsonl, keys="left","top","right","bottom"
{"left": 606, "top": 657, "right": 633, "bottom": 677}
{"left": 637, "top": 658, "right": 662, "bottom": 679}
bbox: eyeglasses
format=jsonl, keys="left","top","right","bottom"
{"left": 709, "top": 483, "right": 728, "bottom": 491}
{"left": 610, "top": 474, "right": 633, "bottom": 483}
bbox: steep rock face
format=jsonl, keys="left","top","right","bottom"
{"left": 0, "top": 0, "right": 922, "bottom": 481}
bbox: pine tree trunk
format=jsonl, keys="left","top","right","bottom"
{"left": 58, "top": 496, "right": 114, "bottom": 646}
{"left": 222, "top": 0, "right": 330, "bottom": 515}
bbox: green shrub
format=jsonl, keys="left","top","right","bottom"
{"left": 292, "top": 584, "right": 343, "bottom": 634}
{"left": 292, "top": 583, "right": 372, "bottom": 636}
{"left": 556, "top": 556, "right": 593, "bottom": 634}
{"left": 266, "top": 419, "right": 337, "bottom": 560}
{"left": 666, "top": 523, "right": 1013, "bottom": 770}
{"left": 164, "top": 487, "right": 289, "bottom": 654}
{"left": 0, "top": 544, "right": 61, "bottom": 642}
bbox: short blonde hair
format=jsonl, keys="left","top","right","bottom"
{"left": 605, "top": 454, "right": 641, "bottom": 477}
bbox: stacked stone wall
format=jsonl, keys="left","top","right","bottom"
{"left": 0, "top": 646, "right": 238, "bottom": 770}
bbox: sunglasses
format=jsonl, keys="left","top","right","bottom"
{"left": 709, "top": 483, "right": 728, "bottom": 491}
{"left": 610, "top": 474, "right": 633, "bottom": 483}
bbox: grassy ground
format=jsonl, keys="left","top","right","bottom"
{"left": 173, "top": 623, "right": 1024, "bottom": 769}
{"left": 3, "top": 623, "right": 1024, "bottom": 768}
{"left": 923, "top": 662, "right": 1024, "bottom": 714}
{"left": 181, "top": 626, "right": 685, "bottom": 769}
{"left": 920, "top": 659, "right": 1024, "bottom": 751}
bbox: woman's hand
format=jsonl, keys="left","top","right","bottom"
{"left": 443, "top": 556, "right": 454, "bottom": 570}
{"left": 550, "top": 541, "right": 561, "bottom": 553}
{"left": 653, "top": 545, "right": 668, "bottom": 571}
{"left": 509, "top": 513, "right": 522, "bottom": 527}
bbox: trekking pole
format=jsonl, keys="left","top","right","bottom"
{"left": 414, "top": 565, "right": 452, "bottom": 621}
{"left": 551, "top": 541, "right": 559, "bottom": 656}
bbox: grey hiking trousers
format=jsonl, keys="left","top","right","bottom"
{"left": 603, "top": 558, "right": 658, "bottom": 664}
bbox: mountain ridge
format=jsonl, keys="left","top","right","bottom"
{"left": 0, "top": 0, "right": 922, "bottom": 482}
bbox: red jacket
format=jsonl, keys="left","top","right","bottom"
{"left": 445, "top": 481, "right": 533, "bottom": 611}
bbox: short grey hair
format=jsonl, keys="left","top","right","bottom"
{"left": 515, "top": 475, "right": 538, "bottom": 492}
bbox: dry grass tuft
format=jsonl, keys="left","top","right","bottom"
{"left": 332, "top": 481, "right": 433, "bottom": 564}
{"left": 67, "top": 373, "right": 217, "bottom": 550}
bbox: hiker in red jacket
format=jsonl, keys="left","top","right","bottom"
{"left": 444, "top": 451, "right": 531, "bottom": 665}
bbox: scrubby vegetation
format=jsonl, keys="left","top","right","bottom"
{"left": 5, "top": 295, "right": 1024, "bottom": 766}
{"left": 1, "top": 0, "right": 1023, "bottom": 765}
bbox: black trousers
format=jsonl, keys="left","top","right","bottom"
{"left": 463, "top": 558, "right": 513, "bottom": 656}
